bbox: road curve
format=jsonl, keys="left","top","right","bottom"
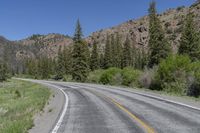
{"left": 26, "top": 80, "right": 200, "bottom": 133}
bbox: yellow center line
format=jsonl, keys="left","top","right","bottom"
{"left": 89, "top": 90, "right": 156, "bottom": 133}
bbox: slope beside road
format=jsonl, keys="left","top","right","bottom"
{"left": 19, "top": 79, "right": 200, "bottom": 133}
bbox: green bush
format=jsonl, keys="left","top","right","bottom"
{"left": 121, "top": 67, "right": 142, "bottom": 87}
{"left": 190, "top": 61, "right": 200, "bottom": 82}
{"left": 155, "top": 55, "right": 200, "bottom": 96}
{"left": 63, "top": 75, "right": 72, "bottom": 82}
{"left": 87, "top": 69, "right": 104, "bottom": 83}
{"left": 139, "top": 67, "right": 161, "bottom": 90}
{"left": 99, "top": 68, "right": 122, "bottom": 85}
{"left": 187, "top": 61, "right": 200, "bottom": 97}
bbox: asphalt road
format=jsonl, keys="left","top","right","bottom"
{"left": 27, "top": 80, "right": 200, "bottom": 133}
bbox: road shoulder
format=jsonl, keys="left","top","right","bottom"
{"left": 29, "top": 85, "right": 65, "bottom": 133}
{"left": 102, "top": 84, "right": 200, "bottom": 109}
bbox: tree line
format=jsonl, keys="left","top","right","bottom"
{"left": 1, "top": 1, "right": 200, "bottom": 83}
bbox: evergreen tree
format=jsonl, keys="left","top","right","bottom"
{"left": 179, "top": 13, "right": 200, "bottom": 61}
{"left": 122, "top": 36, "right": 132, "bottom": 68}
{"left": 90, "top": 41, "right": 99, "bottom": 71}
{"left": 148, "top": 1, "right": 171, "bottom": 68}
{"left": 37, "top": 56, "right": 50, "bottom": 79}
{"left": 73, "top": 19, "right": 83, "bottom": 43}
{"left": 115, "top": 33, "right": 123, "bottom": 68}
{"left": 63, "top": 46, "right": 72, "bottom": 75}
{"left": 104, "top": 35, "right": 112, "bottom": 69}
{"left": 134, "top": 48, "right": 147, "bottom": 69}
{"left": 55, "top": 46, "right": 65, "bottom": 80}
{"left": 26, "top": 58, "right": 37, "bottom": 77}
{"left": 0, "top": 62, "right": 8, "bottom": 82}
{"left": 99, "top": 53, "right": 104, "bottom": 69}
{"left": 72, "top": 20, "right": 89, "bottom": 82}
{"left": 110, "top": 34, "right": 116, "bottom": 67}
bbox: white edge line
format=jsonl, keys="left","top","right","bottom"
{"left": 109, "top": 86, "right": 200, "bottom": 112}
{"left": 15, "top": 79, "right": 69, "bottom": 133}
{"left": 132, "top": 91, "right": 200, "bottom": 111}
{"left": 43, "top": 83, "right": 69, "bottom": 133}
{"left": 16, "top": 79, "right": 200, "bottom": 119}
{"left": 73, "top": 83, "right": 200, "bottom": 112}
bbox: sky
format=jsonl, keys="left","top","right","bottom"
{"left": 0, "top": 0, "right": 196, "bottom": 40}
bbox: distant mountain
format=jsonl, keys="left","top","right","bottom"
{"left": 0, "top": 34, "right": 73, "bottom": 72}
{"left": 15, "top": 33, "right": 73, "bottom": 58}
{"left": 0, "top": 2, "right": 200, "bottom": 72}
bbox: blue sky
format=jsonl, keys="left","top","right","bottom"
{"left": 0, "top": 0, "right": 195, "bottom": 40}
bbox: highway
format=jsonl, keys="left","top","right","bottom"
{"left": 26, "top": 80, "right": 200, "bottom": 133}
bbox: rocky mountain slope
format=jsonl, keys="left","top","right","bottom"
{"left": 86, "top": 2, "right": 200, "bottom": 53}
{"left": 0, "top": 2, "right": 200, "bottom": 71}
{"left": 16, "top": 34, "right": 73, "bottom": 58}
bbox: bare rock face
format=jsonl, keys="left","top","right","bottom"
{"left": 86, "top": 2, "right": 200, "bottom": 53}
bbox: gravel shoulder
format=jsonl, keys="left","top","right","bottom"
{"left": 29, "top": 85, "right": 65, "bottom": 133}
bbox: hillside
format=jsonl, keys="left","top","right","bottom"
{"left": 0, "top": 2, "right": 200, "bottom": 73}
{"left": 86, "top": 2, "right": 200, "bottom": 53}
{"left": 16, "top": 33, "right": 73, "bottom": 58}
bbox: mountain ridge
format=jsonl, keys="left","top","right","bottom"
{"left": 0, "top": 2, "right": 199, "bottom": 72}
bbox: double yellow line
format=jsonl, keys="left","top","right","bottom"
{"left": 89, "top": 90, "right": 155, "bottom": 133}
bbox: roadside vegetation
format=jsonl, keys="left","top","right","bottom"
{"left": 0, "top": 79, "right": 50, "bottom": 133}
{"left": 2, "top": 1, "right": 199, "bottom": 98}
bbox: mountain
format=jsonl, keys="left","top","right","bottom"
{"left": 0, "top": 2, "right": 200, "bottom": 72}
{"left": 15, "top": 33, "right": 73, "bottom": 58}
{"left": 86, "top": 2, "right": 200, "bottom": 53}
{"left": 0, "top": 34, "right": 73, "bottom": 72}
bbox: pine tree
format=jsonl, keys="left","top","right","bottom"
{"left": 37, "top": 56, "right": 50, "bottom": 79}
{"left": 134, "top": 48, "right": 147, "bottom": 69}
{"left": 179, "top": 13, "right": 200, "bottom": 61}
{"left": 55, "top": 46, "right": 64, "bottom": 80}
{"left": 63, "top": 46, "right": 72, "bottom": 75}
{"left": 26, "top": 58, "right": 37, "bottom": 77}
{"left": 122, "top": 36, "right": 132, "bottom": 68}
{"left": 0, "top": 62, "right": 8, "bottom": 82}
{"left": 148, "top": 1, "right": 171, "bottom": 68}
{"left": 115, "top": 33, "right": 123, "bottom": 68}
{"left": 72, "top": 20, "right": 89, "bottom": 82}
{"left": 110, "top": 34, "right": 116, "bottom": 67}
{"left": 99, "top": 53, "right": 104, "bottom": 69}
{"left": 104, "top": 35, "right": 112, "bottom": 69}
{"left": 90, "top": 41, "right": 99, "bottom": 71}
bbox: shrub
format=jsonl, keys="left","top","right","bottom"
{"left": 155, "top": 55, "right": 191, "bottom": 94}
{"left": 166, "top": 29, "right": 173, "bottom": 34}
{"left": 87, "top": 69, "right": 104, "bottom": 83}
{"left": 177, "top": 20, "right": 184, "bottom": 26}
{"left": 99, "top": 68, "right": 122, "bottom": 85}
{"left": 187, "top": 80, "right": 200, "bottom": 97}
{"left": 139, "top": 67, "right": 161, "bottom": 90}
{"left": 187, "top": 61, "right": 200, "bottom": 97}
{"left": 15, "top": 90, "right": 21, "bottom": 98}
{"left": 190, "top": 61, "right": 200, "bottom": 82}
{"left": 121, "top": 67, "right": 142, "bottom": 87}
{"left": 164, "top": 22, "right": 171, "bottom": 28}
{"left": 63, "top": 75, "right": 72, "bottom": 82}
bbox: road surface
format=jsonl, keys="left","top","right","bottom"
{"left": 25, "top": 80, "right": 200, "bottom": 133}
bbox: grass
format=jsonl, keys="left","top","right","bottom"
{"left": 0, "top": 79, "right": 51, "bottom": 133}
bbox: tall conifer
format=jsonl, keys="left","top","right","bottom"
{"left": 179, "top": 13, "right": 200, "bottom": 61}
{"left": 122, "top": 36, "right": 132, "bottom": 68}
{"left": 72, "top": 20, "right": 89, "bottom": 82}
{"left": 90, "top": 41, "right": 99, "bottom": 71}
{"left": 148, "top": 1, "right": 171, "bottom": 67}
